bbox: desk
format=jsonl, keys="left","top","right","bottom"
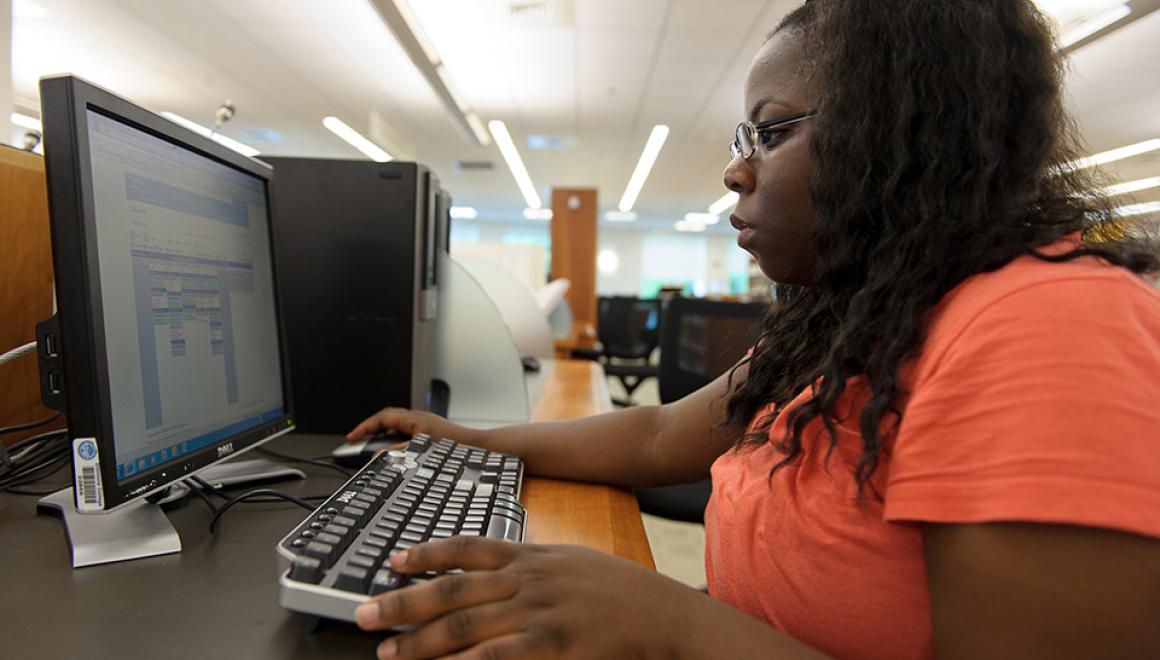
{"left": 0, "top": 359, "right": 651, "bottom": 659}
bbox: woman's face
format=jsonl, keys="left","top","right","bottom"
{"left": 724, "top": 30, "right": 817, "bottom": 285}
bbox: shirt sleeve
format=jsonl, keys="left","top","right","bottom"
{"left": 883, "top": 273, "right": 1160, "bottom": 539}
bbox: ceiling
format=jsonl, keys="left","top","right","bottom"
{"left": 8, "top": 0, "right": 1160, "bottom": 232}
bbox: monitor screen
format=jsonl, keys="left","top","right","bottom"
{"left": 38, "top": 75, "right": 294, "bottom": 512}
{"left": 85, "top": 110, "right": 285, "bottom": 482}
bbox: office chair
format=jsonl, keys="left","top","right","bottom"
{"left": 635, "top": 296, "right": 767, "bottom": 523}
{"left": 572, "top": 296, "right": 662, "bottom": 406}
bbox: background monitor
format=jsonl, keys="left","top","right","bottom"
{"left": 36, "top": 75, "right": 295, "bottom": 530}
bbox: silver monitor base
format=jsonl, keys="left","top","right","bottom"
{"left": 38, "top": 458, "right": 305, "bottom": 568}
{"left": 39, "top": 487, "right": 181, "bottom": 568}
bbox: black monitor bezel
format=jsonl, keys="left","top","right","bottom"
{"left": 39, "top": 75, "right": 296, "bottom": 510}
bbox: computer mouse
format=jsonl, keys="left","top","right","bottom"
{"left": 520, "top": 356, "right": 541, "bottom": 372}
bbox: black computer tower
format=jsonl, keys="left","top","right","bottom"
{"left": 264, "top": 157, "right": 442, "bottom": 433}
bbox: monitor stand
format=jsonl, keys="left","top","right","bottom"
{"left": 38, "top": 458, "right": 305, "bottom": 568}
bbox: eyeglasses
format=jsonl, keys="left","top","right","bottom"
{"left": 730, "top": 109, "right": 817, "bottom": 160}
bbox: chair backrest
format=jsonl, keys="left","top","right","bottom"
{"left": 657, "top": 297, "right": 767, "bottom": 403}
{"left": 596, "top": 296, "right": 661, "bottom": 360}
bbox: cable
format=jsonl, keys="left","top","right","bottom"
{"left": 0, "top": 341, "right": 37, "bottom": 366}
{"left": 0, "top": 412, "right": 62, "bottom": 437}
{"left": 0, "top": 429, "right": 69, "bottom": 492}
{"left": 208, "top": 489, "right": 315, "bottom": 533}
{"left": 183, "top": 479, "right": 220, "bottom": 516}
{"left": 253, "top": 446, "right": 354, "bottom": 477}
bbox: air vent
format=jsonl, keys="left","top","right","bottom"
{"left": 527, "top": 135, "right": 575, "bottom": 151}
{"left": 509, "top": 1, "right": 549, "bottom": 17}
{"left": 453, "top": 160, "right": 496, "bottom": 172}
{"left": 494, "top": 0, "right": 575, "bottom": 27}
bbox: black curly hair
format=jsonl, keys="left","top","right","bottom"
{"left": 722, "top": 0, "right": 1159, "bottom": 496}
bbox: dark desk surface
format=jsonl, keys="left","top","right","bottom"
{"left": 0, "top": 361, "right": 652, "bottom": 659}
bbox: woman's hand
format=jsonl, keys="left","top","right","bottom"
{"left": 353, "top": 537, "right": 713, "bottom": 660}
{"left": 347, "top": 408, "right": 482, "bottom": 447}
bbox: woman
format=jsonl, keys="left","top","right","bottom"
{"left": 346, "top": 1, "right": 1160, "bottom": 658}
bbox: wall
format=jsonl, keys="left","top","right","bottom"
{"left": 2, "top": 0, "right": 13, "bottom": 148}
{"left": 452, "top": 219, "right": 754, "bottom": 300}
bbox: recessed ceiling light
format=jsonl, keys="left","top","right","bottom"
{"left": 1113, "top": 201, "right": 1160, "bottom": 218}
{"left": 450, "top": 206, "right": 478, "bottom": 219}
{"left": 708, "top": 191, "right": 739, "bottom": 215}
{"left": 1063, "top": 138, "right": 1160, "bottom": 172}
{"left": 161, "top": 112, "right": 260, "bottom": 157}
{"left": 322, "top": 116, "right": 392, "bottom": 162}
{"left": 684, "top": 212, "right": 720, "bottom": 225}
{"left": 1101, "top": 177, "right": 1160, "bottom": 197}
{"left": 674, "top": 220, "right": 706, "bottom": 233}
{"left": 490, "top": 121, "right": 543, "bottom": 210}
{"left": 604, "top": 211, "right": 637, "bottom": 222}
{"left": 10, "top": 112, "right": 42, "bottom": 132}
{"left": 618, "top": 125, "right": 670, "bottom": 213}
{"left": 523, "top": 208, "right": 553, "bottom": 220}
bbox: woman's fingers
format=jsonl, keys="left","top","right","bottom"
{"left": 355, "top": 566, "right": 519, "bottom": 631}
{"left": 392, "top": 536, "right": 526, "bottom": 574}
{"left": 376, "top": 600, "right": 527, "bottom": 660}
{"left": 346, "top": 407, "right": 409, "bottom": 440}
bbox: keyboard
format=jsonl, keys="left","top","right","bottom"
{"left": 276, "top": 433, "right": 526, "bottom": 622}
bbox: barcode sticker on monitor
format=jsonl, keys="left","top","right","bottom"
{"left": 72, "top": 437, "right": 104, "bottom": 511}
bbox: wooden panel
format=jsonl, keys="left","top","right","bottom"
{"left": 522, "top": 478, "right": 655, "bottom": 569}
{"left": 525, "top": 358, "right": 653, "bottom": 568}
{"left": 549, "top": 188, "right": 598, "bottom": 347}
{"left": 0, "top": 146, "right": 66, "bottom": 445}
{"left": 529, "top": 359, "right": 613, "bottom": 422}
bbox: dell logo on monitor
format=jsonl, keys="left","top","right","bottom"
{"left": 217, "top": 443, "right": 235, "bottom": 458}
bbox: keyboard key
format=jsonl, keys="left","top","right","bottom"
{"left": 303, "top": 541, "right": 337, "bottom": 565}
{"left": 333, "top": 566, "right": 370, "bottom": 593}
{"left": 485, "top": 515, "right": 523, "bottom": 542}
{"left": 369, "top": 569, "right": 407, "bottom": 596}
{"left": 289, "top": 555, "right": 324, "bottom": 584}
{"left": 348, "top": 554, "right": 377, "bottom": 571}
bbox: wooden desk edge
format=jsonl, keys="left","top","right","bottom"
{"left": 527, "top": 360, "right": 654, "bottom": 569}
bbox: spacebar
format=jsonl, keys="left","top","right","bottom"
{"left": 484, "top": 514, "right": 522, "bottom": 541}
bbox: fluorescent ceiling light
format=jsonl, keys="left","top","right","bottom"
{"left": 708, "top": 191, "right": 739, "bottom": 215}
{"left": 1113, "top": 201, "right": 1160, "bottom": 218}
{"left": 322, "top": 116, "right": 392, "bottom": 162}
{"left": 1059, "top": 3, "right": 1131, "bottom": 47}
{"left": 523, "top": 208, "right": 553, "bottom": 221}
{"left": 161, "top": 112, "right": 260, "bottom": 157}
{"left": 604, "top": 211, "right": 638, "bottom": 222}
{"left": 449, "top": 206, "right": 478, "bottom": 219}
{"left": 684, "top": 212, "right": 720, "bottom": 226}
{"left": 1064, "top": 138, "right": 1160, "bottom": 172}
{"left": 489, "top": 120, "right": 542, "bottom": 210}
{"left": 464, "top": 112, "right": 491, "bottom": 147}
{"left": 1101, "top": 177, "right": 1160, "bottom": 197}
{"left": 13, "top": 0, "right": 50, "bottom": 20}
{"left": 10, "top": 112, "right": 42, "bottom": 132}
{"left": 367, "top": 0, "right": 489, "bottom": 146}
{"left": 674, "top": 220, "right": 706, "bottom": 233}
{"left": 618, "top": 125, "right": 670, "bottom": 213}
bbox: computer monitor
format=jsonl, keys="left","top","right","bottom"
{"left": 34, "top": 75, "right": 295, "bottom": 565}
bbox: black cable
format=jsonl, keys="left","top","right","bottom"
{"left": 183, "top": 479, "right": 220, "bottom": 516}
{"left": 0, "top": 412, "right": 62, "bottom": 437}
{"left": 208, "top": 488, "right": 316, "bottom": 533}
{"left": 0, "top": 430, "right": 69, "bottom": 491}
{"left": 253, "top": 446, "right": 354, "bottom": 477}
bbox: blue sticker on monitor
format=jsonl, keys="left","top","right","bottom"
{"left": 77, "top": 439, "right": 97, "bottom": 460}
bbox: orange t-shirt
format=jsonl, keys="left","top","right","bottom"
{"left": 705, "top": 246, "right": 1160, "bottom": 660}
